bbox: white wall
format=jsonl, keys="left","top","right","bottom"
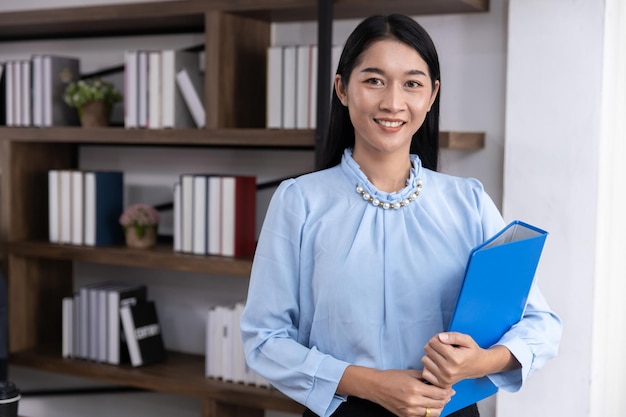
{"left": 500, "top": 0, "right": 620, "bottom": 415}
{"left": 1, "top": 1, "right": 512, "bottom": 416}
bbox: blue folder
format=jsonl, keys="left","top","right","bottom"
{"left": 441, "top": 220, "right": 548, "bottom": 416}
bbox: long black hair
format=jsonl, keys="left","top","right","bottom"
{"left": 320, "top": 14, "right": 441, "bottom": 171}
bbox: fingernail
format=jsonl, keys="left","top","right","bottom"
{"left": 439, "top": 333, "right": 449, "bottom": 342}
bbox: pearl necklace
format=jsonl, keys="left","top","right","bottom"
{"left": 355, "top": 179, "right": 422, "bottom": 209}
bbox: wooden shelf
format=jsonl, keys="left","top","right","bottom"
{"left": 1, "top": 241, "right": 253, "bottom": 277}
{"left": 0, "top": 0, "right": 489, "bottom": 41}
{"left": 10, "top": 346, "right": 304, "bottom": 414}
{"left": 0, "top": 128, "right": 483, "bottom": 149}
{"left": 0, "top": 128, "right": 316, "bottom": 149}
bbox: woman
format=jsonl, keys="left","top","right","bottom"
{"left": 241, "top": 14, "right": 561, "bottom": 417}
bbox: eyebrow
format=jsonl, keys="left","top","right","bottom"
{"left": 360, "top": 67, "right": 428, "bottom": 77}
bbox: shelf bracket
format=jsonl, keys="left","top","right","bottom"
{"left": 315, "top": 0, "right": 333, "bottom": 169}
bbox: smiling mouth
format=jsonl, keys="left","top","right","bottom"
{"left": 375, "top": 119, "right": 405, "bottom": 128}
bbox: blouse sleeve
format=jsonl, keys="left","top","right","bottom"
{"left": 477, "top": 185, "right": 563, "bottom": 391}
{"left": 240, "top": 179, "right": 350, "bottom": 417}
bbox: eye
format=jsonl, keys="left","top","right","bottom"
{"left": 365, "top": 78, "right": 384, "bottom": 86}
{"left": 405, "top": 80, "right": 423, "bottom": 88}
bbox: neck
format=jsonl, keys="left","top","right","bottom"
{"left": 352, "top": 150, "right": 411, "bottom": 193}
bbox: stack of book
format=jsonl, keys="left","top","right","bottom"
{"left": 173, "top": 174, "right": 256, "bottom": 257}
{"left": 124, "top": 49, "right": 204, "bottom": 129}
{"left": 62, "top": 281, "right": 166, "bottom": 367}
{"left": 266, "top": 44, "right": 343, "bottom": 130}
{"left": 206, "top": 302, "right": 269, "bottom": 387}
{"left": 1, "top": 55, "right": 81, "bottom": 127}
{"left": 48, "top": 170, "right": 124, "bottom": 247}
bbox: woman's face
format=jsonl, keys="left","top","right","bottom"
{"left": 335, "top": 38, "right": 439, "bottom": 157}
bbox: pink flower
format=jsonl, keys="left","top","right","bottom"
{"left": 119, "top": 203, "right": 160, "bottom": 227}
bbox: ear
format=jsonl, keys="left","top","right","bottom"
{"left": 428, "top": 79, "right": 440, "bottom": 111}
{"left": 334, "top": 74, "right": 348, "bottom": 106}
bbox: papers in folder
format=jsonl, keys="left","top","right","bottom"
{"left": 441, "top": 220, "right": 548, "bottom": 416}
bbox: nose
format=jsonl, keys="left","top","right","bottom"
{"left": 379, "top": 83, "right": 405, "bottom": 113}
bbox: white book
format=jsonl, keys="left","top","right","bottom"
{"left": 32, "top": 55, "right": 44, "bottom": 127}
{"left": 309, "top": 45, "right": 318, "bottom": 129}
{"left": 266, "top": 46, "right": 283, "bottom": 129}
{"left": 282, "top": 46, "right": 297, "bottom": 129}
{"left": 124, "top": 50, "right": 138, "bottom": 128}
{"left": 59, "top": 170, "right": 72, "bottom": 244}
{"left": 5, "top": 61, "right": 13, "bottom": 126}
{"left": 48, "top": 170, "right": 60, "bottom": 243}
{"left": 192, "top": 175, "right": 207, "bottom": 255}
{"left": 207, "top": 176, "right": 222, "bottom": 256}
{"left": 120, "top": 304, "right": 141, "bottom": 367}
{"left": 13, "top": 61, "right": 22, "bottom": 127}
{"left": 173, "top": 182, "right": 182, "bottom": 252}
{"left": 206, "top": 308, "right": 216, "bottom": 378}
{"left": 180, "top": 174, "right": 194, "bottom": 253}
{"left": 70, "top": 171, "right": 83, "bottom": 246}
{"left": 175, "top": 68, "right": 205, "bottom": 128}
{"left": 62, "top": 297, "right": 74, "bottom": 358}
{"left": 148, "top": 50, "right": 162, "bottom": 129}
{"left": 137, "top": 50, "right": 148, "bottom": 128}
{"left": 221, "top": 305, "right": 234, "bottom": 382}
{"left": 21, "top": 60, "right": 31, "bottom": 126}
{"left": 161, "top": 49, "right": 201, "bottom": 128}
{"left": 220, "top": 176, "right": 235, "bottom": 257}
{"left": 232, "top": 302, "right": 246, "bottom": 383}
{"left": 295, "top": 45, "right": 310, "bottom": 129}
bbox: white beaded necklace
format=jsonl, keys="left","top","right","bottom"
{"left": 355, "top": 179, "right": 422, "bottom": 210}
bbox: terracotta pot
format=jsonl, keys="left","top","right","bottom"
{"left": 125, "top": 226, "right": 157, "bottom": 249}
{"left": 79, "top": 100, "right": 109, "bottom": 128}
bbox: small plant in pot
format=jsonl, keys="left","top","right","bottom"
{"left": 119, "top": 204, "right": 160, "bottom": 249}
{"left": 64, "top": 77, "right": 122, "bottom": 127}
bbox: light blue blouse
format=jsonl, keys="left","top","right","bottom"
{"left": 241, "top": 149, "right": 561, "bottom": 417}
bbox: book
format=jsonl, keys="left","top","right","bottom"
{"left": 220, "top": 176, "right": 256, "bottom": 257}
{"left": 83, "top": 171, "right": 124, "bottom": 247}
{"left": 295, "top": 45, "right": 310, "bottom": 129}
{"left": 192, "top": 174, "right": 208, "bottom": 255}
{"left": 161, "top": 49, "right": 201, "bottom": 128}
{"left": 441, "top": 220, "right": 548, "bottom": 416}
{"left": 148, "top": 50, "right": 162, "bottom": 129}
{"left": 107, "top": 283, "right": 148, "bottom": 365}
{"left": 120, "top": 300, "right": 166, "bottom": 367}
{"left": 48, "top": 170, "right": 60, "bottom": 243}
{"left": 41, "top": 55, "right": 80, "bottom": 126}
{"left": 175, "top": 68, "right": 205, "bottom": 128}
{"left": 124, "top": 50, "right": 139, "bottom": 128}
{"left": 62, "top": 297, "right": 74, "bottom": 358}
{"left": 70, "top": 171, "right": 83, "bottom": 246}
{"left": 207, "top": 176, "right": 222, "bottom": 256}
{"left": 281, "top": 45, "right": 296, "bottom": 129}
{"left": 266, "top": 46, "right": 283, "bottom": 129}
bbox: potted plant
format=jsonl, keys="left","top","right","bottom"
{"left": 119, "top": 204, "right": 160, "bottom": 249}
{"left": 63, "top": 77, "right": 122, "bottom": 127}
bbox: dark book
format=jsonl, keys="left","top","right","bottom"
{"left": 40, "top": 55, "right": 81, "bottom": 126}
{"left": 0, "top": 62, "right": 5, "bottom": 125}
{"left": 107, "top": 283, "right": 148, "bottom": 365}
{"left": 120, "top": 300, "right": 166, "bottom": 367}
{"left": 84, "top": 171, "right": 124, "bottom": 246}
{"left": 221, "top": 175, "right": 257, "bottom": 257}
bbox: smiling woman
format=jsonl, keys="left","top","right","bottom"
{"left": 241, "top": 13, "right": 561, "bottom": 417}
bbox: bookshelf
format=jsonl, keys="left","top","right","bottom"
{"left": 0, "top": 1, "right": 489, "bottom": 416}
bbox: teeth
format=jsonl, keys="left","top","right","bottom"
{"left": 377, "top": 120, "right": 404, "bottom": 128}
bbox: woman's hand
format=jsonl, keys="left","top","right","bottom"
{"left": 338, "top": 366, "right": 454, "bottom": 417}
{"left": 420, "top": 332, "right": 520, "bottom": 387}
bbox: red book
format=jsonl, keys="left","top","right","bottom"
{"left": 220, "top": 176, "right": 256, "bottom": 257}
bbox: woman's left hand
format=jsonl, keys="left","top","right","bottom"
{"left": 420, "top": 332, "right": 514, "bottom": 387}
